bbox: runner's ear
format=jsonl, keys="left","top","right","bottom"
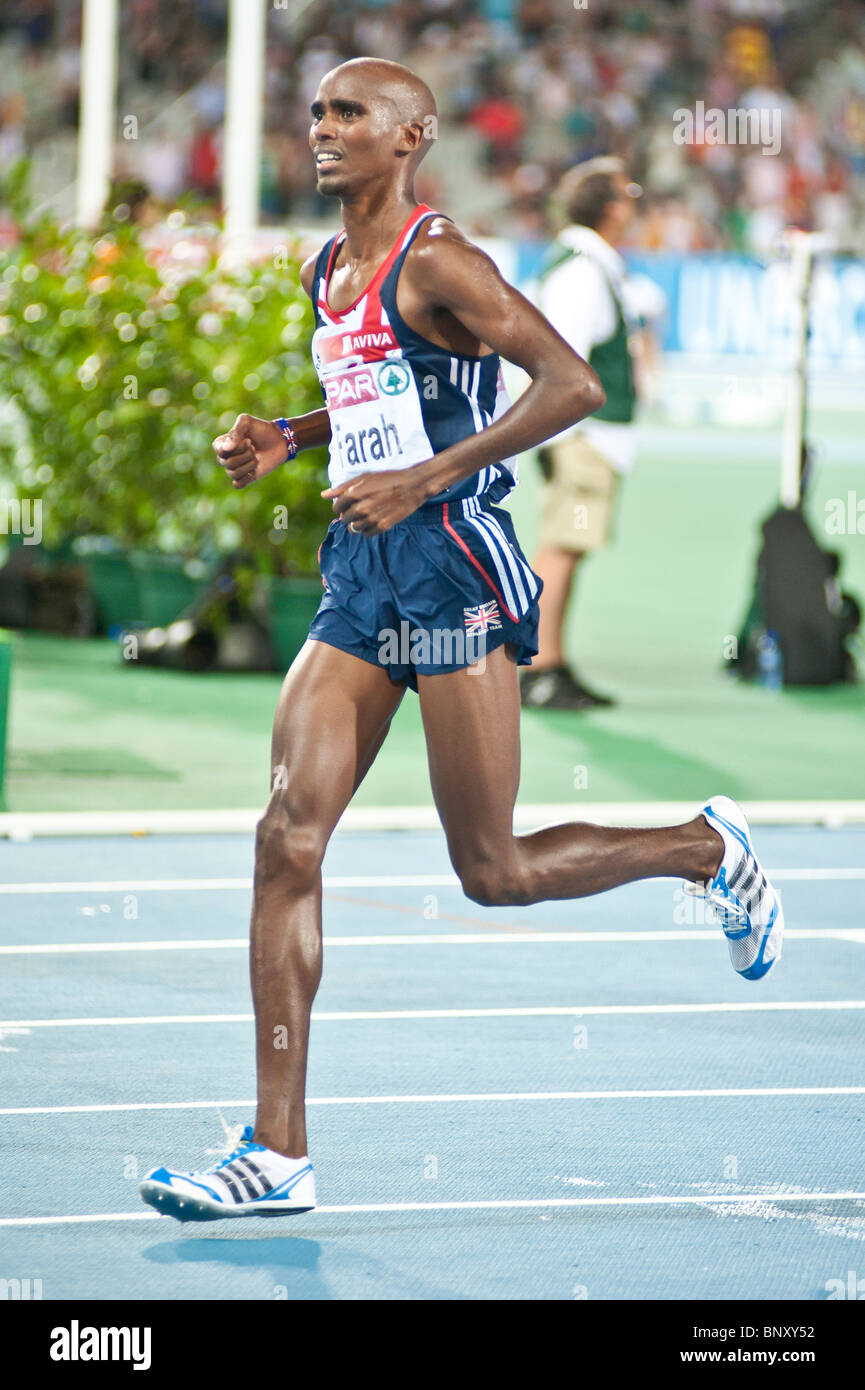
{"left": 396, "top": 120, "right": 425, "bottom": 157}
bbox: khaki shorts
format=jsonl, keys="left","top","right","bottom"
{"left": 536, "top": 434, "right": 621, "bottom": 553}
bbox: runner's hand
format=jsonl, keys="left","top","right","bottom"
{"left": 322, "top": 468, "right": 429, "bottom": 534}
{"left": 213, "top": 415, "right": 289, "bottom": 489}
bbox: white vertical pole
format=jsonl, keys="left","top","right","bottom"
{"left": 76, "top": 0, "right": 119, "bottom": 228}
{"left": 223, "top": 0, "right": 268, "bottom": 241}
{"left": 779, "top": 231, "right": 813, "bottom": 510}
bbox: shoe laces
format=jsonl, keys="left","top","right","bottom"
{"left": 685, "top": 871, "right": 749, "bottom": 931}
{"left": 207, "top": 1124, "right": 256, "bottom": 1173}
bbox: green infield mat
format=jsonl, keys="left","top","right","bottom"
{"left": 3, "top": 422, "right": 863, "bottom": 813}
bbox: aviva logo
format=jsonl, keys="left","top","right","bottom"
{"left": 377, "top": 361, "right": 410, "bottom": 395}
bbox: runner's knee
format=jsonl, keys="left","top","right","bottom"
{"left": 255, "top": 801, "right": 326, "bottom": 892}
{"left": 458, "top": 852, "right": 531, "bottom": 908}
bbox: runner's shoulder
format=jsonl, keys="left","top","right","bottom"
{"left": 408, "top": 215, "right": 503, "bottom": 300}
{"left": 300, "top": 251, "right": 319, "bottom": 298}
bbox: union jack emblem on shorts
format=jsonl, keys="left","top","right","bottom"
{"left": 463, "top": 599, "right": 502, "bottom": 635}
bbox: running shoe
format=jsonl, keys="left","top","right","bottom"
{"left": 520, "top": 665, "right": 615, "bottom": 710}
{"left": 139, "top": 1125, "right": 316, "bottom": 1222}
{"left": 685, "top": 795, "right": 784, "bottom": 980}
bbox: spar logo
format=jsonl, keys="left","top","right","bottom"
{"left": 377, "top": 361, "right": 410, "bottom": 395}
{"left": 325, "top": 368, "right": 379, "bottom": 410}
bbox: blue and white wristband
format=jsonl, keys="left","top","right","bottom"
{"left": 274, "top": 418, "right": 299, "bottom": 462}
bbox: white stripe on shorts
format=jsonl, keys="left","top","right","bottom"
{"left": 458, "top": 499, "right": 520, "bottom": 618}
{"left": 474, "top": 506, "right": 539, "bottom": 607}
{"left": 462, "top": 500, "right": 538, "bottom": 614}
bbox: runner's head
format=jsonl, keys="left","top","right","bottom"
{"left": 309, "top": 59, "right": 437, "bottom": 199}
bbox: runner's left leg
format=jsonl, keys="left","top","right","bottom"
{"left": 417, "top": 644, "right": 723, "bottom": 905}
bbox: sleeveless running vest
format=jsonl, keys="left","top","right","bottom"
{"left": 310, "top": 204, "right": 518, "bottom": 505}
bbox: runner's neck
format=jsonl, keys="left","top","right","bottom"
{"left": 336, "top": 197, "right": 426, "bottom": 269}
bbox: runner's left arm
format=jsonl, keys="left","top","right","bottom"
{"left": 324, "top": 226, "right": 604, "bottom": 530}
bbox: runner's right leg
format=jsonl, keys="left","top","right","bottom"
{"left": 250, "top": 639, "right": 404, "bottom": 1159}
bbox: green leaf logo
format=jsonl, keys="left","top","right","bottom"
{"left": 377, "top": 361, "right": 410, "bottom": 395}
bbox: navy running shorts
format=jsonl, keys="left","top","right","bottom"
{"left": 307, "top": 495, "right": 543, "bottom": 691}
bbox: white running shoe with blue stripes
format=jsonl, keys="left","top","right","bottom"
{"left": 139, "top": 1125, "right": 316, "bottom": 1222}
{"left": 685, "top": 795, "right": 784, "bottom": 980}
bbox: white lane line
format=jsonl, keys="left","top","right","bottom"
{"left": 2, "top": 928, "right": 864, "bottom": 955}
{"left": 3, "top": 1086, "right": 864, "bottom": 1117}
{"left": 1, "top": 868, "right": 863, "bottom": 894}
{"left": 772, "top": 869, "right": 865, "bottom": 880}
{"left": 2, "top": 1000, "right": 865, "bottom": 1030}
{"left": 0, "top": 878, "right": 257, "bottom": 894}
{"left": 0, "top": 806, "right": 684, "bottom": 839}
{"left": 0, "top": 876, "right": 451, "bottom": 894}
{"left": 2, "top": 800, "right": 863, "bottom": 838}
{"left": 2, "top": 1190, "right": 864, "bottom": 1227}
{"left": 0, "top": 939, "right": 247, "bottom": 954}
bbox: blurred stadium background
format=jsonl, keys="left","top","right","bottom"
{"left": 0, "top": 0, "right": 863, "bottom": 822}
{"left": 5, "top": 0, "right": 865, "bottom": 247}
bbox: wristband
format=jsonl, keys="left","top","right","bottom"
{"left": 274, "top": 418, "right": 299, "bottom": 462}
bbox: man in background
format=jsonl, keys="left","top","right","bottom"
{"left": 521, "top": 156, "right": 653, "bottom": 711}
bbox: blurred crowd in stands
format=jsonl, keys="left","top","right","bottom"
{"left": 1, "top": 0, "right": 864, "bottom": 253}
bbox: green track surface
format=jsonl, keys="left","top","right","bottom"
{"left": 3, "top": 422, "right": 864, "bottom": 812}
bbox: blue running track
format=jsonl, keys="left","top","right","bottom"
{"left": 0, "top": 827, "right": 863, "bottom": 1300}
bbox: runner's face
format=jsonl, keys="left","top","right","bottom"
{"left": 310, "top": 78, "right": 402, "bottom": 196}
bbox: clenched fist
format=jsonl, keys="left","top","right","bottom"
{"left": 213, "top": 415, "right": 289, "bottom": 489}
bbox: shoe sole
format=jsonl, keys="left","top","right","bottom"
{"left": 737, "top": 896, "right": 784, "bottom": 980}
{"left": 703, "top": 798, "right": 785, "bottom": 980}
{"left": 139, "top": 1181, "right": 315, "bottom": 1223}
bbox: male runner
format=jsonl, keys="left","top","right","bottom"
{"left": 140, "top": 59, "right": 784, "bottom": 1222}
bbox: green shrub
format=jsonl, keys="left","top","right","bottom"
{"left": 0, "top": 164, "right": 330, "bottom": 575}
